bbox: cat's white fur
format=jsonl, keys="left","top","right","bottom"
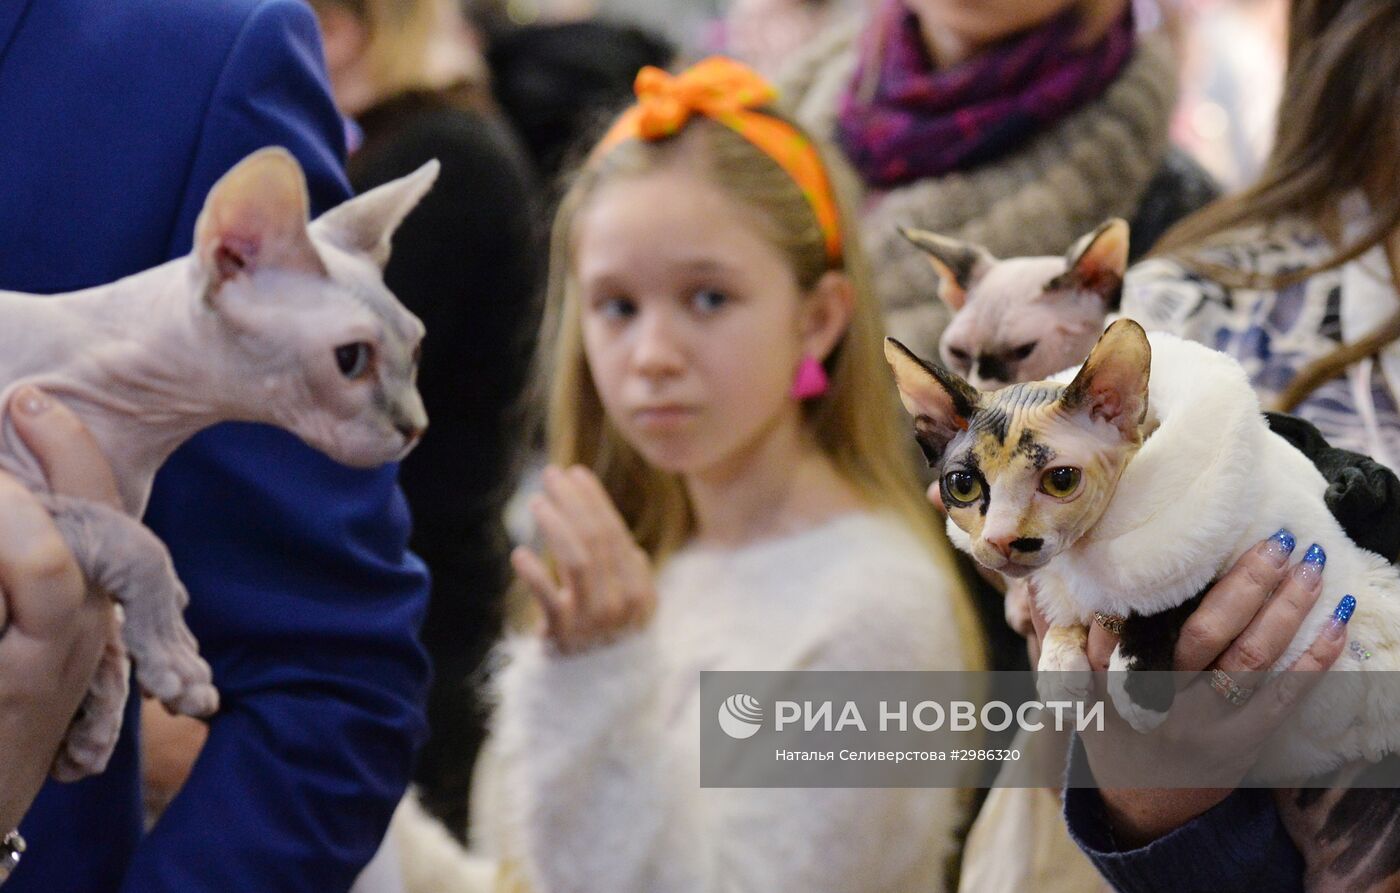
{"left": 0, "top": 147, "right": 436, "bottom": 780}
{"left": 944, "top": 332, "right": 1400, "bottom": 781}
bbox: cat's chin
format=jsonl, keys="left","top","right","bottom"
{"left": 995, "top": 563, "right": 1038, "bottom": 579}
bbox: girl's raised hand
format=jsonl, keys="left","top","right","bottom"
{"left": 511, "top": 465, "right": 657, "bottom": 655}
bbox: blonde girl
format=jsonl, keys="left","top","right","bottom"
{"left": 481, "top": 58, "right": 984, "bottom": 893}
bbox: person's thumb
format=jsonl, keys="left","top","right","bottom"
{"left": 10, "top": 386, "right": 121, "bottom": 509}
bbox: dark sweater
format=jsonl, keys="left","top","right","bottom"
{"left": 349, "top": 90, "right": 542, "bottom": 837}
{"left": 1064, "top": 737, "right": 1306, "bottom": 893}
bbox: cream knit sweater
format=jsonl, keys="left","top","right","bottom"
{"left": 482, "top": 511, "right": 976, "bottom": 893}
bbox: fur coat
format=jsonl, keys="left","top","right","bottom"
{"left": 999, "top": 332, "right": 1400, "bottom": 782}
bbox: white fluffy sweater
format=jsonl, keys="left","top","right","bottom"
{"left": 484, "top": 511, "right": 976, "bottom": 893}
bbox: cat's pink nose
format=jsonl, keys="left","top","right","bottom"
{"left": 985, "top": 536, "right": 1014, "bottom": 559}
{"left": 986, "top": 535, "right": 1043, "bottom": 559}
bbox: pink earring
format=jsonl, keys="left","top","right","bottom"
{"left": 790, "top": 355, "right": 829, "bottom": 399}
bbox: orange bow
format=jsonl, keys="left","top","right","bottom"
{"left": 593, "top": 57, "right": 843, "bottom": 264}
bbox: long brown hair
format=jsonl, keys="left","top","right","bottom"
{"left": 531, "top": 111, "right": 987, "bottom": 667}
{"left": 1149, "top": 0, "right": 1400, "bottom": 410}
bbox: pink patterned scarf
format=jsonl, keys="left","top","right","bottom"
{"left": 836, "top": 2, "right": 1135, "bottom": 189}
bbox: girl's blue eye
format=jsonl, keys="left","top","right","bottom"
{"left": 690, "top": 288, "right": 729, "bottom": 313}
{"left": 598, "top": 297, "right": 637, "bottom": 320}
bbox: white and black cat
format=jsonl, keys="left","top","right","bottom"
{"left": 885, "top": 319, "right": 1400, "bottom": 784}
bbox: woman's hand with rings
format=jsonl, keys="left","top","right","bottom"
{"left": 1028, "top": 529, "right": 1351, "bottom": 846}
{"left": 511, "top": 465, "right": 657, "bottom": 656}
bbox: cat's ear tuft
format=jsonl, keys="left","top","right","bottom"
{"left": 884, "top": 337, "right": 980, "bottom": 464}
{"left": 194, "top": 147, "right": 326, "bottom": 293}
{"left": 1059, "top": 319, "right": 1150, "bottom": 440}
{"left": 899, "top": 227, "right": 995, "bottom": 312}
{"left": 1046, "top": 218, "right": 1128, "bottom": 303}
{"left": 312, "top": 159, "right": 440, "bottom": 269}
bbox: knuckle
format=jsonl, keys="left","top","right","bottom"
{"left": 1227, "top": 636, "right": 1273, "bottom": 673}
{"left": 1275, "top": 579, "right": 1319, "bottom": 617}
{"left": 1176, "top": 620, "right": 1216, "bottom": 660}
{"left": 1236, "top": 557, "right": 1281, "bottom": 595}
{"left": 17, "top": 539, "right": 80, "bottom": 589}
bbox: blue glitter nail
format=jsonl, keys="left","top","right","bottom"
{"left": 1333, "top": 594, "right": 1356, "bottom": 624}
{"left": 1303, "top": 543, "right": 1326, "bottom": 568}
{"left": 1270, "top": 528, "right": 1297, "bottom": 553}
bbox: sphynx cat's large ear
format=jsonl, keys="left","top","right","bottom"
{"left": 194, "top": 147, "right": 326, "bottom": 294}
{"left": 899, "top": 226, "right": 995, "bottom": 312}
{"left": 1058, "top": 318, "right": 1150, "bottom": 441}
{"left": 884, "top": 337, "right": 980, "bottom": 467}
{"left": 1045, "top": 218, "right": 1129, "bottom": 304}
{"left": 312, "top": 159, "right": 441, "bottom": 269}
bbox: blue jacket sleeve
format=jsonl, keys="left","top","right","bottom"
{"left": 1062, "top": 736, "right": 1305, "bottom": 893}
{"left": 122, "top": 2, "right": 431, "bottom": 890}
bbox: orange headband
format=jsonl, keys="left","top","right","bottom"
{"left": 593, "top": 56, "right": 844, "bottom": 265}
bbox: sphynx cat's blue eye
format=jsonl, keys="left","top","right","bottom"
{"left": 335, "top": 341, "right": 373, "bottom": 379}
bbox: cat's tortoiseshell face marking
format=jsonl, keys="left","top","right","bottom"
{"left": 887, "top": 320, "right": 1151, "bottom": 577}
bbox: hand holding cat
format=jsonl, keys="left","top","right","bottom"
{"left": 512, "top": 465, "right": 657, "bottom": 655}
{"left": 1026, "top": 531, "right": 1350, "bottom": 847}
{"left": 0, "top": 386, "right": 120, "bottom": 830}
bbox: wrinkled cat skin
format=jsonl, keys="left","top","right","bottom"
{"left": 901, "top": 219, "right": 1127, "bottom": 390}
{"left": 887, "top": 320, "right": 1400, "bottom": 784}
{"left": 885, "top": 320, "right": 1146, "bottom": 578}
{"left": 0, "top": 147, "right": 435, "bottom": 780}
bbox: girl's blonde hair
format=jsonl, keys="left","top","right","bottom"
{"left": 532, "top": 109, "right": 986, "bottom": 669}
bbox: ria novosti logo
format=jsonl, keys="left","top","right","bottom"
{"left": 718, "top": 693, "right": 764, "bottom": 739}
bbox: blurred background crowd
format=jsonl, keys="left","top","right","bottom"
{"left": 142, "top": 0, "right": 1294, "bottom": 877}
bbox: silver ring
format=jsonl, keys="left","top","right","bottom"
{"left": 1210, "top": 668, "right": 1253, "bottom": 707}
{"left": 0, "top": 830, "right": 25, "bottom": 882}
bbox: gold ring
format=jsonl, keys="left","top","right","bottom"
{"left": 1210, "top": 668, "right": 1253, "bottom": 707}
{"left": 1093, "top": 611, "right": 1126, "bottom": 636}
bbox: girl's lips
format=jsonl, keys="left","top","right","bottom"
{"left": 632, "top": 405, "right": 698, "bottom": 428}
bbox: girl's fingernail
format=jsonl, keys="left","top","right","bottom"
{"left": 1327, "top": 594, "right": 1357, "bottom": 639}
{"left": 1295, "top": 543, "right": 1326, "bottom": 587}
{"left": 16, "top": 386, "right": 51, "bottom": 416}
{"left": 1262, "top": 528, "right": 1296, "bottom": 565}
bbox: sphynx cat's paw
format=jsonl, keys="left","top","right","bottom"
{"left": 53, "top": 706, "right": 123, "bottom": 782}
{"left": 53, "top": 617, "right": 131, "bottom": 782}
{"left": 1037, "top": 623, "right": 1092, "bottom": 704}
{"left": 132, "top": 618, "right": 219, "bottom": 718}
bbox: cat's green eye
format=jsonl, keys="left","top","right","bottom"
{"left": 1040, "top": 467, "right": 1082, "bottom": 498}
{"left": 943, "top": 471, "right": 983, "bottom": 506}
